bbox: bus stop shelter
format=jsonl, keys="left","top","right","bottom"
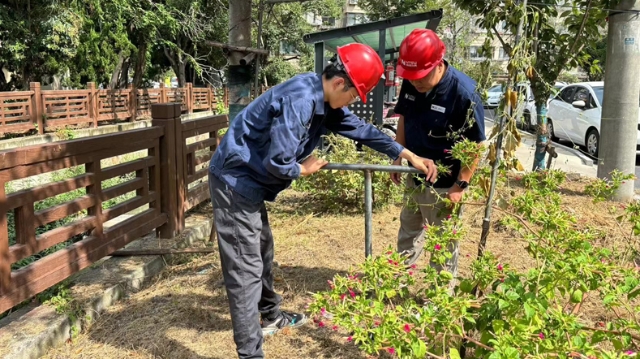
{"left": 302, "top": 10, "right": 443, "bottom": 125}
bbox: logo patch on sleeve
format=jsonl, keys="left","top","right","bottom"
{"left": 405, "top": 94, "right": 415, "bottom": 101}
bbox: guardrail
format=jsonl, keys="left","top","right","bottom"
{"left": 321, "top": 163, "right": 421, "bottom": 258}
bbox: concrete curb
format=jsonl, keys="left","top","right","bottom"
{"left": 0, "top": 217, "right": 213, "bottom": 359}
{"left": 484, "top": 117, "right": 595, "bottom": 167}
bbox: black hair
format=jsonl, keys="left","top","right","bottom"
{"left": 322, "top": 60, "right": 353, "bottom": 91}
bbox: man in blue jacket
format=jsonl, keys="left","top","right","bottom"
{"left": 209, "top": 43, "right": 438, "bottom": 359}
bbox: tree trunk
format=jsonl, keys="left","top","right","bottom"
{"left": 228, "top": 0, "right": 253, "bottom": 123}
{"left": 132, "top": 40, "right": 148, "bottom": 89}
{"left": 177, "top": 53, "right": 187, "bottom": 88}
{"left": 119, "top": 58, "right": 131, "bottom": 89}
{"left": 110, "top": 51, "right": 126, "bottom": 89}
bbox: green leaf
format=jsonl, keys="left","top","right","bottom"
{"left": 570, "top": 289, "right": 584, "bottom": 303}
{"left": 572, "top": 335, "right": 585, "bottom": 348}
{"left": 523, "top": 302, "right": 535, "bottom": 319}
{"left": 493, "top": 319, "right": 505, "bottom": 334}
{"left": 505, "top": 291, "right": 520, "bottom": 301}
{"left": 412, "top": 340, "right": 427, "bottom": 357}
{"left": 460, "top": 279, "right": 475, "bottom": 293}
{"left": 386, "top": 289, "right": 397, "bottom": 299}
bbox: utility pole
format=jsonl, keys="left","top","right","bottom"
{"left": 597, "top": 0, "right": 640, "bottom": 201}
{"left": 228, "top": 0, "right": 253, "bottom": 123}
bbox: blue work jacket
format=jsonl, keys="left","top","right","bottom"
{"left": 209, "top": 73, "right": 404, "bottom": 203}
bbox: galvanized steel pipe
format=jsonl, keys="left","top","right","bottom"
{"left": 321, "top": 163, "right": 422, "bottom": 257}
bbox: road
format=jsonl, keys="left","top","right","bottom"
{"left": 484, "top": 108, "right": 640, "bottom": 189}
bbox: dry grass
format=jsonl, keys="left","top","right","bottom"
{"left": 41, "top": 177, "right": 636, "bottom": 359}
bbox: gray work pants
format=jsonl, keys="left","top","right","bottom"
{"left": 209, "top": 174, "right": 282, "bottom": 359}
{"left": 397, "top": 175, "right": 461, "bottom": 276}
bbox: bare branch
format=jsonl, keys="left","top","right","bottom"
{"left": 492, "top": 25, "right": 512, "bottom": 54}
{"left": 567, "top": 0, "right": 593, "bottom": 56}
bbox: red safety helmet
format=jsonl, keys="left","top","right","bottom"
{"left": 396, "top": 29, "right": 446, "bottom": 80}
{"left": 336, "top": 43, "right": 383, "bottom": 103}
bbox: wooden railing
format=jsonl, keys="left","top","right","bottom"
{"left": 0, "top": 103, "right": 228, "bottom": 314}
{"left": 0, "top": 82, "right": 228, "bottom": 137}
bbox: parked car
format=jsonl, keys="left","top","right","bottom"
{"left": 485, "top": 84, "right": 504, "bottom": 108}
{"left": 546, "top": 81, "right": 640, "bottom": 157}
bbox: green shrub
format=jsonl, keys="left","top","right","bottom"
{"left": 291, "top": 135, "right": 404, "bottom": 213}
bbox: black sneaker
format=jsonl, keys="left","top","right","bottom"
{"left": 261, "top": 310, "right": 307, "bottom": 335}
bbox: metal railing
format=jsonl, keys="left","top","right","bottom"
{"left": 322, "top": 163, "right": 421, "bottom": 258}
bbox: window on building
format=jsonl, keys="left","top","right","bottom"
{"left": 499, "top": 47, "right": 509, "bottom": 59}
{"left": 349, "top": 0, "right": 358, "bottom": 4}
{"left": 322, "top": 16, "right": 336, "bottom": 26}
{"left": 346, "top": 13, "right": 367, "bottom": 26}
{"left": 468, "top": 46, "right": 483, "bottom": 59}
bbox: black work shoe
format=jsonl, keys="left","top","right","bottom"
{"left": 261, "top": 310, "right": 307, "bottom": 335}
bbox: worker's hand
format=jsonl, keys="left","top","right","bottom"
{"left": 408, "top": 156, "right": 437, "bottom": 184}
{"left": 299, "top": 155, "right": 328, "bottom": 176}
{"left": 390, "top": 158, "right": 403, "bottom": 185}
{"left": 447, "top": 185, "right": 464, "bottom": 205}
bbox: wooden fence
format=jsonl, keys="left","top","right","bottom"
{"left": 0, "top": 103, "right": 228, "bottom": 314}
{"left": 0, "top": 83, "right": 228, "bottom": 137}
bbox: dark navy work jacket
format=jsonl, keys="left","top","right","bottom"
{"left": 209, "top": 73, "right": 404, "bottom": 203}
{"left": 394, "top": 62, "right": 486, "bottom": 188}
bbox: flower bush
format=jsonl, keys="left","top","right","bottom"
{"left": 306, "top": 138, "right": 640, "bottom": 358}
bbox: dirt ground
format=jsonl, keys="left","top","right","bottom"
{"left": 41, "top": 177, "right": 635, "bottom": 359}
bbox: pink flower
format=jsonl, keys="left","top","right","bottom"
{"left": 466, "top": 254, "right": 471, "bottom": 258}
{"left": 403, "top": 324, "right": 411, "bottom": 333}
{"left": 374, "top": 321, "right": 380, "bottom": 327}
{"left": 515, "top": 176, "right": 522, "bottom": 181}
{"left": 388, "top": 347, "right": 396, "bottom": 354}
{"left": 497, "top": 264, "right": 503, "bottom": 271}
{"left": 539, "top": 332, "right": 545, "bottom": 340}
{"left": 393, "top": 261, "right": 399, "bottom": 266}
{"left": 347, "top": 336, "right": 353, "bottom": 342}
{"left": 332, "top": 325, "right": 338, "bottom": 331}
{"left": 349, "top": 289, "right": 356, "bottom": 298}
{"left": 313, "top": 318, "right": 319, "bottom": 324}
{"left": 422, "top": 224, "right": 429, "bottom": 230}
{"left": 444, "top": 149, "right": 451, "bottom": 154}
{"left": 327, "top": 280, "right": 334, "bottom": 289}
{"left": 500, "top": 278, "right": 505, "bottom": 282}
{"left": 340, "top": 293, "right": 346, "bottom": 300}
{"left": 318, "top": 321, "right": 325, "bottom": 327}
{"left": 624, "top": 350, "right": 635, "bottom": 356}
{"left": 321, "top": 307, "right": 326, "bottom": 315}
{"left": 386, "top": 250, "right": 393, "bottom": 255}
{"left": 409, "top": 271, "right": 414, "bottom": 276}
{"left": 447, "top": 214, "right": 452, "bottom": 219}
{"left": 410, "top": 264, "right": 417, "bottom": 269}
{"left": 452, "top": 229, "right": 458, "bottom": 235}
{"left": 434, "top": 244, "right": 442, "bottom": 251}
{"left": 388, "top": 259, "right": 394, "bottom": 264}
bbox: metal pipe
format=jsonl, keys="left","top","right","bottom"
{"left": 322, "top": 163, "right": 421, "bottom": 174}
{"left": 364, "top": 170, "right": 373, "bottom": 258}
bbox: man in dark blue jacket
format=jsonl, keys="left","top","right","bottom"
{"left": 390, "top": 29, "right": 486, "bottom": 273}
{"left": 209, "top": 43, "right": 438, "bottom": 359}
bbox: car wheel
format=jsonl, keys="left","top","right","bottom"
{"left": 586, "top": 129, "right": 599, "bottom": 157}
{"left": 547, "top": 119, "right": 559, "bottom": 142}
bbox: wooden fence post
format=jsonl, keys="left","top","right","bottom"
{"left": 186, "top": 83, "right": 193, "bottom": 114}
{"left": 128, "top": 84, "right": 136, "bottom": 122}
{"left": 0, "top": 184, "right": 11, "bottom": 296}
{"left": 87, "top": 82, "right": 98, "bottom": 128}
{"left": 30, "top": 82, "right": 44, "bottom": 134}
{"left": 151, "top": 103, "right": 185, "bottom": 238}
{"left": 160, "top": 83, "right": 168, "bottom": 103}
{"left": 207, "top": 84, "right": 214, "bottom": 112}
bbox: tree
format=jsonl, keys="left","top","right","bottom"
{"left": 581, "top": 35, "right": 606, "bottom": 81}
{"left": 454, "top": 0, "right": 612, "bottom": 170}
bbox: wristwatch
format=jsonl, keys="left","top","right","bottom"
{"left": 455, "top": 180, "right": 469, "bottom": 190}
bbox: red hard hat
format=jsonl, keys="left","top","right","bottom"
{"left": 396, "top": 29, "right": 446, "bottom": 80}
{"left": 336, "top": 43, "right": 383, "bottom": 103}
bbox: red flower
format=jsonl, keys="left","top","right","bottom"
{"left": 388, "top": 347, "right": 396, "bottom": 354}
{"left": 332, "top": 325, "right": 338, "bottom": 331}
{"left": 539, "top": 332, "right": 545, "bottom": 340}
{"left": 444, "top": 149, "right": 451, "bottom": 154}
{"left": 403, "top": 324, "right": 411, "bottom": 333}
{"left": 497, "top": 264, "right": 503, "bottom": 271}
{"left": 410, "top": 264, "right": 417, "bottom": 269}
{"left": 340, "top": 293, "right": 346, "bottom": 300}
{"left": 318, "top": 321, "right": 325, "bottom": 327}
{"left": 452, "top": 229, "right": 458, "bottom": 235}
{"left": 393, "top": 261, "right": 399, "bottom": 266}
{"left": 388, "top": 259, "right": 394, "bottom": 264}
{"left": 422, "top": 224, "right": 429, "bottom": 229}
{"left": 447, "top": 214, "right": 452, "bottom": 219}
{"left": 409, "top": 271, "right": 414, "bottom": 276}
{"left": 374, "top": 321, "right": 380, "bottom": 327}
{"left": 500, "top": 278, "right": 505, "bottom": 282}
{"left": 386, "top": 250, "right": 393, "bottom": 255}
{"left": 347, "top": 336, "right": 353, "bottom": 342}
{"left": 321, "top": 307, "right": 326, "bottom": 314}
{"left": 349, "top": 289, "right": 356, "bottom": 298}
{"left": 434, "top": 244, "right": 442, "bottom": 251}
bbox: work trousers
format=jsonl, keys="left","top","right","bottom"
{"left": 209, "top": 174, "right": 282, "bottom": 359}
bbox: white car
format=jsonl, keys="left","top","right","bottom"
{"left": 484, "top": 83, "right": 538, "bottom": 131}
{"left": 546, "top": 81, "right": 640, "bottom": 157}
